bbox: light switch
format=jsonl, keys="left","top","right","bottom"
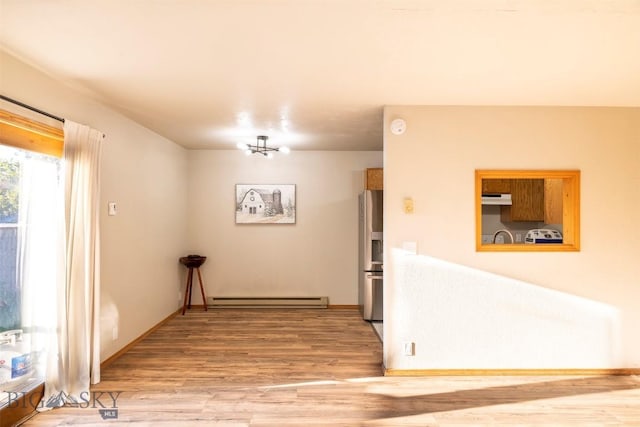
{"left": 403, "top": 197, "right": 414, "bottom": 214}
{"left": 108, "top": 202, "right": 117, "bottom": 216}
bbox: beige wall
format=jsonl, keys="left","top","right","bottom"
{"left": 0, "top": 51, "right": 190, "bottom": 361}
{"left": 383, "top": 106, "right": 640, "bottom": 369}
{"left": 7, "top": 46, "right": 637, "bottom": 370}
{"left": 186, "top": 150, "right": 382, "bottom": 304}
{"left": 0, "top": 50, "right": 383, "bottom": 363}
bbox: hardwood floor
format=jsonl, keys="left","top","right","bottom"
{"left": 22, "top": 309, "right": 640, "bottom": 426}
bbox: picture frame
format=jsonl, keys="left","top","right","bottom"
{"left": 235, "top": 184, "right": 296, "bottom": 224}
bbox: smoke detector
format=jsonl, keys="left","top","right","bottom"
{"left": 390, "top": 118, "right": 406, "bottom": 135}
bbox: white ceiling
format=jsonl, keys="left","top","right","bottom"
{"left": 1, "top": 0, "right": 639, "bottom": 151}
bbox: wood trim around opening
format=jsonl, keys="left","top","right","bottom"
{"left": 0, "top": 109, "right": 63, "bottom": 157}
{"left": 475, "top": 169, "right": 580, "bottom": 252}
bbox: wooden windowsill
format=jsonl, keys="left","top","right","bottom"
{"left": 0, "top": 381, "right": 44, "bottom": 427}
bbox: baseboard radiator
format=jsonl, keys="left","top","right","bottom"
{"left": 208, "top": 296, "right": 328, "bottom": 308}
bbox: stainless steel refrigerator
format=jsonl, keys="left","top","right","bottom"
{"left": 358, "top": 190, "right": 383, "bottom": 320}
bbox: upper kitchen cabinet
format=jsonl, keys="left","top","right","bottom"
{"left": 365, "top": 168, "right": 383, "bottom": 190}
{"left": 482, "top": 178, "right": 511, "bottom": 194}
{"left": 544, "top": 178, "right": 564, "bottom": 224}
{"left": 476, "top": 170, "right": 580, "bottom": 252}
{"left": 500, "top": 179, "right": 545, "bottom": 222}
{"left": 483, "top": 178, "right": 564, "bottom": 223}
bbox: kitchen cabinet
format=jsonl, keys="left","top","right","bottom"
{"left": 544, "top": 178, "right": 563, "bottom": 224}
{"left": 365, "top": 168, "right": 383, "bottom": 190}
{"left": 491, "top": 178, "right": 562, "bottom": 223}
{"left": 482, "top": 179, "right": 511, "bottom": 194}
{"left": 501, "top": 179, "right": 545, "bottom": 222}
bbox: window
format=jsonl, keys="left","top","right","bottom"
{"left": 0, "top": 153, "right": 20, "bottom": 331}
{"left": 1, "top": 110, "right": 63, "bottom": 406}
{"left": 1, "top": 144, "right": 61, "bottom": 397}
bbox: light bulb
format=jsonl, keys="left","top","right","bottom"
{"left": 266, "top": 152, "right": 274, "bottom": 159}
{"left": 237, "top": 142, "right": 249, "bottom": 150}
{"left": 279, "top": 146, "right": 290, "bottom": 154}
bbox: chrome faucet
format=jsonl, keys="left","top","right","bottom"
{"left": 492, "top": 229, "right": 514, "bottom": 244}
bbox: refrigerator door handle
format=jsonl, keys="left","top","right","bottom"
{"left": 366, "top": 274, "right": 383, "bottom": 280}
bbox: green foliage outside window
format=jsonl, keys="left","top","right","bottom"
{"left": 0, "top": 159, "right": 19, "bottom": 223}
{"left": 0, "top": 158, "right": 19, "bottom": 331}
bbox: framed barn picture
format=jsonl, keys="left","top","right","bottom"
{"left": 235, "top": 184, "right": 296, "bottom": 224}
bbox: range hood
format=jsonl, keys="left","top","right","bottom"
{"left": 481, "top": 194, "right": 512, "bottom": 205}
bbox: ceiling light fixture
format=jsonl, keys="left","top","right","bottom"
{"left": 237, "top": 135, "right": 290, "bottom": 158}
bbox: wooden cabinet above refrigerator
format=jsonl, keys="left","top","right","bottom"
{"left": 365, "top": 168, "right": 383, "bottom": 190}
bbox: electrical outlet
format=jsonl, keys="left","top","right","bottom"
{"left": 402, "top": 341, "right": 415, "bottom": 356}
{"left": 515, "top": 233, "right": 523, "bottom": 243}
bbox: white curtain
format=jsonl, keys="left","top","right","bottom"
{"left": 0, "top": 147, "right": 61, "bottom": 401}
{"left": 41, "top": 120, "right": 104, "bottom": 408}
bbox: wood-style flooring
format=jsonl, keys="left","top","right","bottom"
{"left": 23, "top": 309, "right": 640, "bottom": 426}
